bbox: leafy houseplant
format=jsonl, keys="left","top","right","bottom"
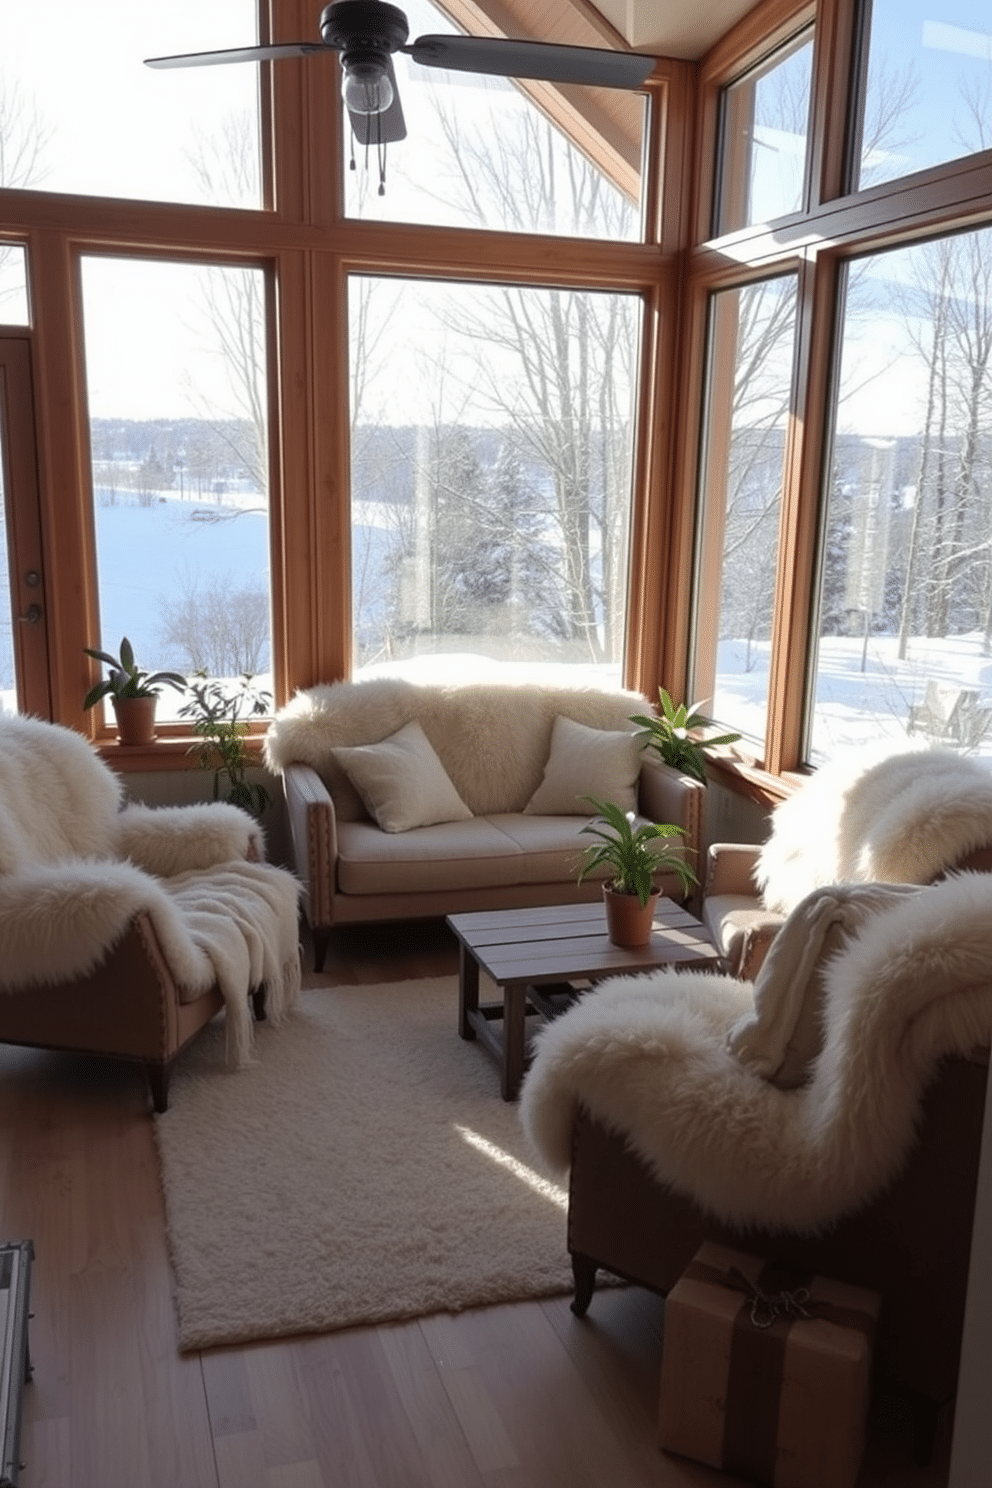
{"left": 576, "top": 796, "right": 697, "bottom": 947}
{"left": 178, "top": 672, "right": 273, "bottom": 819}
{"left": 629, "top": 688, "right": 742, "bottom": 786}
{"left": 82, "top": 636, "right": 186, "bottom": 745}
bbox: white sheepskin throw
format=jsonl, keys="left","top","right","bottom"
{"left": 0, "top": 714, "right": 301, "bottom": 1067}
{"left": 756, "top": 741, "right": 992, "bottom": 914}
{"left": 0, "top": 857, "right": 301, "bottom": 1067}
{"left": 264, "top": 676, "right": 649, "bottom": 818}
{"left": 0, "top": 712, "right": 123, "bottom": 871}
{"left": 520, "top": 871, "right": 992, "bottom": 1233}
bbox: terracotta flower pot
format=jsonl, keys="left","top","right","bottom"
{"left": 603, "top": 883, "right": 660, "bottom": 948}
{"left": 112, "top": 695, "right": 158, "bottom": 746}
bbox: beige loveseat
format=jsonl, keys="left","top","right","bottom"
{"left": 264, "top": 676, "right": 705, "bottom": 969}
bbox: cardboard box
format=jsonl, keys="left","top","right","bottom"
{"left": 659, "top": 1242, "right": 881, "bottom": 1488}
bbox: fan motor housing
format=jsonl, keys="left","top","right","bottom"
{"left": 320, "top": 1, "right": 410, "bottom": 54}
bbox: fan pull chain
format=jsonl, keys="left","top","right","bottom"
{"left": 375, "top": 106, "right": 387, "bottom": 195}
{"left": 345, "top": 119, "right": 386, "bottom": 195}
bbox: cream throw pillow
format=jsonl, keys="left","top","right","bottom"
{"left": 332, "top": 721, "right": 472, "bottom": 833}
{"left": 524, "top": 715, "right": 642, "bottom": 817}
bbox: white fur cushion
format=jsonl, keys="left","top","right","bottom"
{"left": 728, "top": 881, "right": 925, "bottom": 1087}
{"left": 332, "top": 721, "right": 472, "bottom": 833}
{"left": 524, "top": 716, "right": 641, "bottom": 816}
{"left": 756, "top": 742, "right": 992, "bottom": 915}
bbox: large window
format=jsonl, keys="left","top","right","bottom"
{"left": 854, "top": 0, "right": 992, "bottom": 190}
{"left": 0, "top": 246, "right": 29, "bottom": 326}
{"left": 3, "top": 1, "right": 262, "bottom": 208}
{"left": 689, "top": 1, "right": 992, "bottom": 781}
{"left": 809, "top": 227, "right": 992, "bottom": 761}
{"left": 80, "top": 256, "right": 271, "bottom": 724}
{"left": 715, "top": 28, "right": 814, "bottom": 235}
{"left": 5, "top": 0, "right": 992, "bottom": 797}
{"left": 349, "top": 276, "right": 640, "bottom": 681}
{"left": 343, "top": 0, "right": 645, "bottom": 240}
{"left": 689, "top": 276, "right": 799, "bottom": 754}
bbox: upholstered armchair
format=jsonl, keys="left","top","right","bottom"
{"left": 0, "top": 714, "right": 302, "bottom": 1111}
{"left": 702, "top": 742, "right": 992, "bottom": 977}
{"left": 521, "top": 875, "right": 992, "bottom": 1460}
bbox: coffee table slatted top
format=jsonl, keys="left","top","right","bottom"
{"left": 448, "top": 900, "right": 720, "bottom": 986}
{"left": 448, "top": 901, "right": 721, "bottom": 1099}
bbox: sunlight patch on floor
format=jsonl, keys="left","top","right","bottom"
{"left": 455, "top": 1124, "right": 568, "bottom": 1209}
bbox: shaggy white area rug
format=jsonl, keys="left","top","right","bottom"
{"left": 154, "top": 977, "right": 571, "bottom": 1352}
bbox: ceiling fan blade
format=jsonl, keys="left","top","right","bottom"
{"left": 347, "top": 59, "right": 407, "bottom": 145}
{"left": 144, "top": 42, "right": 329, "bottom": 69}
{"left": 406, "top": 35, "right": 656, "bottom": 90}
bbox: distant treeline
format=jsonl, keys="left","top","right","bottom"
{"left": 90, "top": 417, "right": 259, "bottom": 495}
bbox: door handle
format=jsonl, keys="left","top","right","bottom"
{"left": 17, "top": 604, "right": 41, "bottom": 625}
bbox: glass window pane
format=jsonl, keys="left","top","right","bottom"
{"left": 856, "top": 0, "right": 992, "bottom": 190}
{"left": 81, "top": 257, "right": 271, "bottom": 723}
{"left": 809, "top": 228, "right": 992, "bottom": 763}
{"left": 715, "top": 29, "right": 814, "bottom": 235}
{"left": 689, "top": 277, "right": 800, "bottom": 754}
{"left": 0, "top": 247, "right": 29, "bottom": 326}
{"left": 349, "top": 276, "right": 641, "bottom": 684}
{"left": 4, "top": 2, "right": 261, "bottom": 208}
{"left": 344, "top": 0, "right": 645, "bottom": 241}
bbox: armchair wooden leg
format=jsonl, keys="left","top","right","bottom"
{"left": 570, "top": 1252, "right": 598, "bottom": 1317}
{"left": 146, "top": 1062, "right": 170, "bottom": 1114}
{"left": 313, "top": 928, "right": 331, "bottom": 974}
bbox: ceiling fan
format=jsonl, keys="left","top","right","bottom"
{"left": 145, "top": 0, "right": 657, "bottom": 179}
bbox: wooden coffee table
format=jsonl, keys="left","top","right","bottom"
{"left": 448, "top": 900, "right": 721, "bottom": 1100}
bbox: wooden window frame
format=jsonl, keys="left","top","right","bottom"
{"left": 5, "top": 0, "right": 992, "bottom": 799}
{"left": 675, "top": 0, "right": 992, "bottom": 787}
{"left": 0, "top": 0, "right": 694, "bottom": 769}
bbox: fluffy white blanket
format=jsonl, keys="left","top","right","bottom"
{"left": 756, "top": 742, "right": 992, "bottom": 914}
{"left": 264, "top": 676, "right": 648, "bottom": 818}
{"left": 0, "top": 859, "right": 301, "bottom": 1065}
{"left": 0, "top": 714, "right": 300, "bottom": 1066}
{"left": 521, "top": 872, "right": 992, "bottom": 1232}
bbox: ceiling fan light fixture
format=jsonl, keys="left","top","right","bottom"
{"left": 341, "top": 52, "right": 394, "bottom": 114}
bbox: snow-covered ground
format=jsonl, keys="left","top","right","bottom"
{"left": 4, "top": 491, "right": 992, "bottom": 772}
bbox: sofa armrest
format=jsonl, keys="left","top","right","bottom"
{"left": 638, "top": 755, "right": 704, "bottom": 845}
{"left": 704, "top": 841, "right": 762, "bottom": 898}
{"left": 283, "top": 763, "right": 338, "bottom": 929}
{"left": 700, "top": 843, "right": 779, "bottom": 977}
{"left": 638, "top": 755, "right": 705, "bottom": 904}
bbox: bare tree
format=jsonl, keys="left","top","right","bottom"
{"left": 185, "top": 117, "right": 268, "bottom": 496}
{"left": 157, "top": 567, "right": 269, "bottom": 676}
{"left": 0, "top": 74, "right": 52, "bottom": 313}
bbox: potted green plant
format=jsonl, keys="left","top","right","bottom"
{"left": 576, "top": 796, "right": 697, "bottom": 947}
{"left": 178, "top": 672, "right": 273, "bottom": 818}
{"left": 629, "top": 688, "right": 741, "bottom": 786}
{"left": 82, "top": 636, "right": 186, "bottom": 745}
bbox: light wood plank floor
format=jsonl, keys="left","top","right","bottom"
{"left": 1, "top": 921, "right": 953, "bottom": 1487}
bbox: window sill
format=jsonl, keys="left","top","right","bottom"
{"left": 96, "top": 734, "right": 269, "bottom": 773}
{"left": 706, "top": 752, "right": 810, "bottom": 808}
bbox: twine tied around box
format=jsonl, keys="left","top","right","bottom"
{"left": 726, "top": 1264, "right": 815, "bottom": 1329}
